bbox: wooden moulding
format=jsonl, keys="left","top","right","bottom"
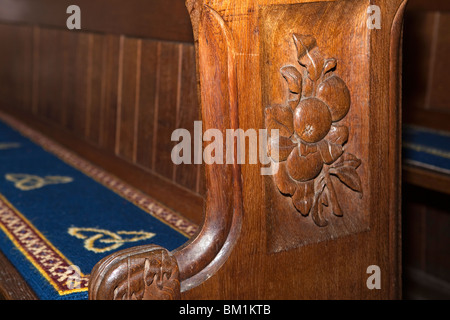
{"left": 89, "top": 0, "right": 408, "bottom": 300}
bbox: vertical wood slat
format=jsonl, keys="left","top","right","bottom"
{"left": 174, "top": 44, "right": 202, "bottom": 192}
{"left": 153, "top": 42, "right": 181, "bottom": 180}
{"left": 58, "top": 31, "right": 90, "bottom": 136}
{"left": 0, "top": 24, "right": 33, "bottom": 112}
{"left": 116, "top": 37, "right": 141, "bottom": 161}
{"left": 36, "top": 28, "right": 59, "bottom": 122}
{"left": 136, "top": 40, "right": 159, "bottom": 168}
{"left": 428, "top": 12, "right": 450, "bottom": 112}
{"left": 31, "top": 26, "right": 40, "bottom": 115}
{"left": 99, "top": 35, "right": 120, "bottom": 153}
{"left": 86, "top": 33, "right": 107, "bottom": 145}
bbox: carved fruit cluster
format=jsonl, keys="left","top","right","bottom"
{"left": 265, "top": 34, "right": 362, "bottom": 227}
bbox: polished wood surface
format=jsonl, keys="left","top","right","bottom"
{"left": 0, "top": 251, "right": 37, "bottom": 300}
{"left": 91, "top": 0, "right": 406, "bottom": 300}
{"left": 0, "top": 0, "right": 194, "bottom": 43}
{"left": 0, "top": 0, "right": 409, "bottom": 300}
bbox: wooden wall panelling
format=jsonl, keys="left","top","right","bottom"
{"left": 427, "top": 12, "right": 450, "bottom": 112}
{"left": 402, "top": 12, "right": 437, "bottom": 111}
{"left": 135, "top": 40, "right": 159, "bottom": 169}
{"left": 0, "top": 24, "right": 33, "bottom": 112}
{"left": 176, "top": 45, "right": 203, "bottom": 193}
{"left": 403, "top": 6, "right": 450, "bottom": 130}
{"left": 407, "top": 0, "right": 450, "bottom": 12}
{"left": 98, "top": 35, "right": 120, "bottom": 152}
{"left": 402, "top": 184, "right": 450, "bottom": 298}
{"left": 0, "top": 0, "right": 195, "bottom": 43}
{"left": 58, "top": 30, "right": 90, "bottom": 135}
{"left": 116, "top": 36, "right": 141, "bottom": 161}
{"left": 153, "top": 42, "right": 182, "bottom": 180}
{"left": 85, "top": 33, "right": 103, "bottom": 144}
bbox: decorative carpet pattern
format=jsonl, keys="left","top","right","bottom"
{"left": 0, "top": 111, "right": 198, "bottom": 300}
{"left": 403, "top": 125, "right": 450, "bottom": 175}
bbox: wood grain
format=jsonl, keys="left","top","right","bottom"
{"left": 0, "top": 0, "right": 409, "bottom": 300}
{"left": 0, "top": 22, "right": 205, "bottom": 221}
{"left": 180, "top": 0, "right": 406, "bottom": 300}
{"left": 0, "top": 0, "right": 195, "bottom": 43}
{"left": 0, "top": 251, "right": 37, "bottom": 300}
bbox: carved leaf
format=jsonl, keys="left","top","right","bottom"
{"left": 330, "top": 166, "right": 362, "bottom": 193}
{"left": 323, "top": 58, "right": 337, "bottom": 74}
{"left": 281, "top": 65, "right": 303, "bottom": 94}
{"left": 111, "top": 249, "right": 180, "bottom": 300}
{"left": 269, "top": 136, "right": 297, "bottom": 162}
{"left": 265, "top": 105, "right": 294, "bottom": 138}
{"left": 293, "top": 34, "right": 324, "bottom": 81}
{"left": 316, "top": 126, "right": 349, "bottom": 165}
{"left": 333, "top": 153, "right": 361, "bottom": 169}
{"left": 292, "top": 181, "right": 314, "bottom": 216}
{"left": 311, "top": 195, "right": 328, "bottom": 227}
{"left": 325, "top": 177, "right": 344, "bottom": 217}
{"left": 317, "top": 140, "right": 343, "bottom": 165}
{"left": 273, "top": 162, "right": 297, "bottom": 196}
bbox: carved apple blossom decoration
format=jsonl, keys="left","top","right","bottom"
{"left": 265, "top": 34, "right": 363, "bottom": 227}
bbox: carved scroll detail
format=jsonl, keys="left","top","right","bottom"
{"left": 266, "top": 34, "right": 362, "bottom": 227}
{"left": 89, "top": 245, "right": 180, "bottom": 300}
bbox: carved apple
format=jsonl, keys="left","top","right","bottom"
{"left": 294, "top": 98, "right": 332, "bottom": 143}
{"left": 265, "top": 33, "right": 362, "bottom": 227}
{"left": 316, "top": 75, "right": 351, "bottom": 122}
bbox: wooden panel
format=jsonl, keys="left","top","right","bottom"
{"left": 56, "top": 31, "right": 91, "bottom": 135}
{"left": 0, "top": 24, "right": 33, "bottom": 112}
{"left": 428, "top": 13, "right": 450, "bottom": 112}
{"left": 425, "top": 205, "right": 450, "bottom": 282}
{"left": 116, "top": 37, "right": 140, "bottom": 161}
{"left": 85, "top": 33, "right": 103, "bottom": 144}
{"left": 153, "top": 42, "right": 181, "bottom": 179}
{"left": 0, "top": 251, "right": 37, "bottom": 300}
{"left": 404, "top": 164, "right": 450, "bottom": 195}
{"left": 36, "top": 28, "right": 68, "bottom": 124}
{"left": 402, "top": 12, "right": 437, "bottom": 111}
{"left": 403, "top": 186, "right": 427, "bottom": 271}
{"left": 98, "top": 35, "right": 120, "bottom": 152}
{"left": 407, "top": 0, "right": 450, "bottom": 11}
{"left": 174, "top": 45, "right": 201, "bottom": 191}
{"left": 260, "top": 1, "right": 370, "bottom": 251}
{"left": 136, "top": 40, "right": 159, "bottom": 169}
{"left": 403, "top": 8, "right": 450, "bottom": 115}
{"left": 0, "top": 0, "right": 194, "bottom": 43}
{"left": 403, "top": 184, "right": 450, "bottom": 289}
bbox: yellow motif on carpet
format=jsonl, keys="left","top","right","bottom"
{"left": 0, "top": 142, "right": 21, "bottom": 150}
{"left": 68, "top": 227, "right": 156, "bottom": 253}
{"left": 5, "top": 174, "right": 73, "bottom": 191}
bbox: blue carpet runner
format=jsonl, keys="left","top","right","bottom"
{"left": 403, "top": 125, "right": 450, "bottom": 175}
{"left": 0, "top": 112, "right": 198, "bottom": 300}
